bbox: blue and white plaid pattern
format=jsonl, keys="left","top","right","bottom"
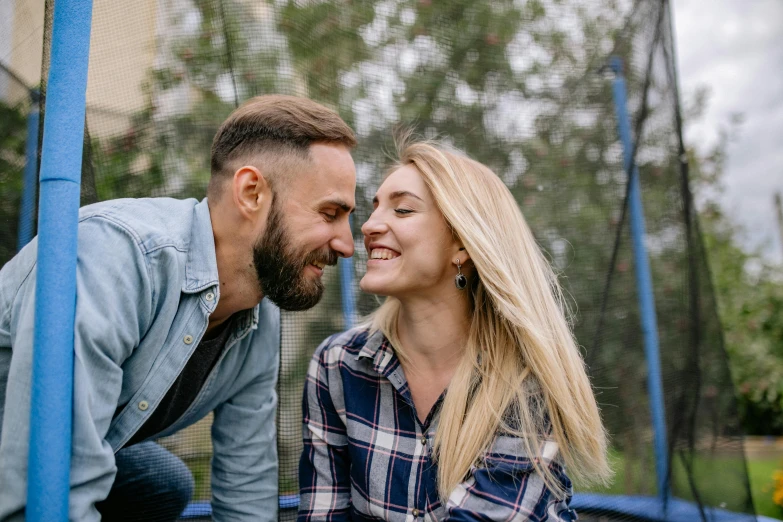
{"left": 299, "top": 327, "right": 577, "bottom": 522}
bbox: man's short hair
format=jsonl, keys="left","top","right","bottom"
{"left": 209, "top": 95, "right": 357, "bottom": 198}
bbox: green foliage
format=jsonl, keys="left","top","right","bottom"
{"left": 0, "top": 99, "right": 30, "bottom": 264}
{"left": 689, "top": 125, "right": 783, "bottom": 435}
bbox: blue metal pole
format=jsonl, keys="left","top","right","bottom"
{"left": 339, "top": 217, "right": 357, "bottom": 329}
{"left": 17, "top": 90, "right": 40, "bottom": 251}
{"left": 27, "top": 1, "right": 93, "bottom": 520}
{"left": 609, "top": 56, "right": 670, "bottom": 508}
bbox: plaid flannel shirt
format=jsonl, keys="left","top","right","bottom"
{"left": 298, "top": 327, "right": 577, "bottom": 522}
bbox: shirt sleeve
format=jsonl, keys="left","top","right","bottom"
{"left": 210, "top": 319, "right": 280, "bottom": 522}
{"left": 0, "top": 216, "right": 153, "bottom": 521}
{"left": 297, "top": 337, "right": 352, "bottom": 522}
{"left": 445, "top": 438, "right": 577, "bottom": 522}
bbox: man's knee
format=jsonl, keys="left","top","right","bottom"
{"left": 99, "top": 441, "right": 194, "bottom": 521}
{"left": 129, "top": 442, "right": 194, "bottom": 514}
{"left": 163, "top": 456, "right": 195, "bottom": 511}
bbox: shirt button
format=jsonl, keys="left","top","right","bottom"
{"left": 412, "top": 508, "right": 420, "bottom": 517}
{"left": 183, "top": 335, "right": 194, "bottom": 344}
{"left": 138, "top": 400, "right": 149, "bottom": 411}
{"left": 205, "top": 292, "right": 215, "bottom": 302}
{"left": 421, "top": 437, "right": 427, "bottom": 445}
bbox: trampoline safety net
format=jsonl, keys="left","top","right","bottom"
{"left": 0, "top": 0, "right": 758, "bottom": 521}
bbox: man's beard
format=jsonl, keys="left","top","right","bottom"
{"left": 253, "top": 199, "right": 338, "bottom": 311}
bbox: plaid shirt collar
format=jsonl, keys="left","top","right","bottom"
{"left": 356, "top": 329, "right": 388, "bottom": 368}
{"left": 357, "top": 329, "right": 448, "bottom": 429}
{"left": 357, "top": 329, "right": 411, "bottom": 396}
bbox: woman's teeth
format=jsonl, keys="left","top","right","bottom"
{"left": 370, "top": 248, "right": 399, "bottom": 260}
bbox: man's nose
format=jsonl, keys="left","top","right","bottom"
{"left": 331, "top": 218, "right": 355, "bottom": 258}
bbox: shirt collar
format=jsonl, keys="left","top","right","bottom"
{"left": 183, "top": 198, "right": 220, "bottom": 294}
{"left": 358, "top": 328, "right": 442, "bottom": 425}
{"left": 357, "top": 329, "right": 398, "bottom": 378}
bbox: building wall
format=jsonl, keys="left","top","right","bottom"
{"left": 2, "top": 0, "right": 158, "bottom": 137}
{"left": 85, "top": 0, "right": 158, "bottom": 138}
{"left": 3, "top": 0, "right": 44, "bottom": 105}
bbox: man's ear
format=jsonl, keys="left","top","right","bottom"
{"left": 232, "top": 165, "right": 272, "bottom": 220}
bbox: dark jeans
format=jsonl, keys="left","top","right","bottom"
{"left": 96, "top": 441, "right": 194, "bottom": 522}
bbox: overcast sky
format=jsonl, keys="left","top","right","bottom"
{"left": 672, "top": 0, "right": 783, "bottom": 263}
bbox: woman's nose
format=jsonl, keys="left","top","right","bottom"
{"left": 361, "top": 210, "right": 387, "bottom": 237}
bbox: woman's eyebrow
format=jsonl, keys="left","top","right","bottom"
{"left": 372, "top": 190, "right": 424, "bottom": 205}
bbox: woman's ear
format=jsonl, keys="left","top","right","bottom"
{"left": 454, "top": 246, "right": 471, "bottom": 267}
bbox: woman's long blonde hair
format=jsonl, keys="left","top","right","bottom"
{"left": 369, "top": 140, "right": 612, "bottom": 500}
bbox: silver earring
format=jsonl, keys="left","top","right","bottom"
{"left": 455, "top": 259, "right": 467, "bottom": 290}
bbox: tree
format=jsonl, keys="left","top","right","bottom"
{"left": 0, "top": 99, "right": 28, "bottom": 265}
{"left": 110, "top": 0, "right": 669, "bottom": 496}
{"left": 686, "top": 92, "right": 783, "bottom": 434}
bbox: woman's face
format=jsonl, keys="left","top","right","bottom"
{"left": 360, "top": 165, "right": 462, "bottom": 299}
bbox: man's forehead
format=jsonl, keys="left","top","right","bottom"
{"left": 285, "top": 171, "right": 356, "bottom": 210}
{"left": 295, "top": 146, "right": 356, "bottom": 197}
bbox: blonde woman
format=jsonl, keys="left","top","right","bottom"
{"left": 298, "top": 141, "right": 611, "bottom": 521}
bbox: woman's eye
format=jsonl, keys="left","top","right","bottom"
{"left": 394, "top": 208, "right": 413, "bottom": 215}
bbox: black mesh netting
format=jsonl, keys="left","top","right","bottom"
{"left": 0, "top": 0, "right": 758, "bottom": 520}
{"left": 0, "top": 65, "right": 35, "bottom": 263}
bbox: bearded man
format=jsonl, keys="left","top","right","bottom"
{"left": 0, "top": 95, "right": 357, "bottom": 522}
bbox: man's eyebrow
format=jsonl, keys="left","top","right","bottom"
{"left": 324, "top": 199, "right": 355, "bottom": 214}
{"left": 372, "top": 191, "right": 424, "bottom": 205}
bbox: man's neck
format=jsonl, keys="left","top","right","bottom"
{"left": 209, "top": 200, "right": 264, "bottom": 325}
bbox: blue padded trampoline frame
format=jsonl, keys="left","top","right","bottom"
{"left": 25, "top": 1, "right": 93, "bottom": 521}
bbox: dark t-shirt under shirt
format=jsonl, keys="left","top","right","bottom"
{"left": 123, "top": 318, "right": 233, "bottom": 448}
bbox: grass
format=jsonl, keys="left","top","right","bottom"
{"left": 577, "top": 449, "right": 783, "bottom": 520}
{"left": 747, "top": 458, "right": 782, "bottom": 519}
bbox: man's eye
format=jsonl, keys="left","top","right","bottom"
{"left": 323, "top": 212, "right": 337, "bottom": 221}
{"left": 394, "top": 208, "right": 413, "bottom": 215}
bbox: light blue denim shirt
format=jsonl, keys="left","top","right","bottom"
{"left": 0, "top": 197, "right": 280, "bottom": 521}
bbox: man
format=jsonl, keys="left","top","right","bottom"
{"left": 0, "top": 95, "right": 357, "bottom": 521}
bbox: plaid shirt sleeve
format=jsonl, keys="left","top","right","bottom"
{"left": 445, "top": 438, "right": 577, "bottom": 522}
{"left": 298, "top": 336, "right": 352, "bottom": 522}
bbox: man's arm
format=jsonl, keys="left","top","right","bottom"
{"left": 0, "top": 217, "right": 153, "bottom": 521}
{"left": 209, "top": 335, "right": 280, "bottom": 521}
{"left": 297, "top": 339, "right": 351, "bottom": 522}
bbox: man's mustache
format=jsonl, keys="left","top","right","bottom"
{"left": 303, "top": 248, "right": 339, "bottom": 268}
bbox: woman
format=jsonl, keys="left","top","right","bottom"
{"left": 298, "top": 140, "right": 611, "bottom": 521}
